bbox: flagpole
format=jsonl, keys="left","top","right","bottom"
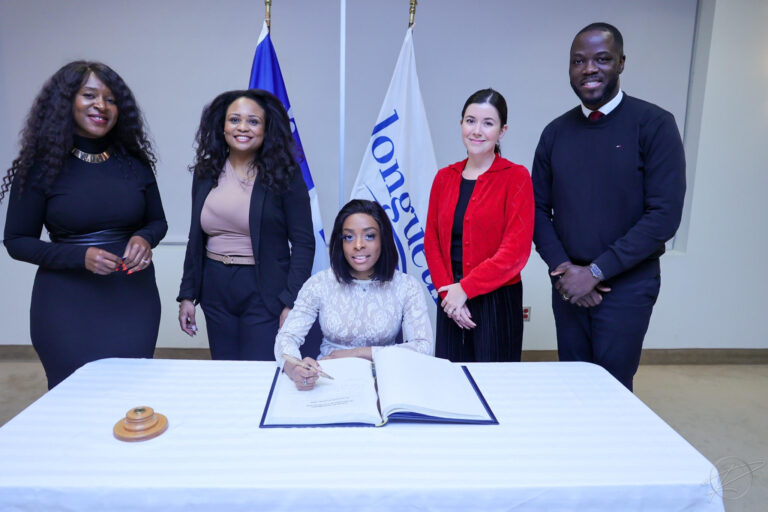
{"left": 408, "top": 0, "right": 417, "bottom": 27}
{"left": 339, "top": 0, "right": 347, "bottom": 208}
{"left": 265, "top": 0, "right": 272, "bottom": 31}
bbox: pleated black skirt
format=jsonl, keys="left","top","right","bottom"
{"left": 435, "top": 281, "right": 523, "bottom": 362}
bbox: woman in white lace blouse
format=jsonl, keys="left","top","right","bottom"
{"left": 275, "top": 199, "right": 434, "bottom": 390}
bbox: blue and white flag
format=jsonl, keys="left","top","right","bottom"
{"left": 249, "top": 21, "right": 329, "bottom": 273}
{"left": 350, "top": 27, "right": 438, "bottom": 303}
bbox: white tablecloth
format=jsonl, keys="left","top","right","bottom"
{"left": 0, "top": 358, "right": 725, "bottom": 511}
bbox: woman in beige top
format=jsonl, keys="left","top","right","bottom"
{"left": 177, "top": 89, "right": 314, "bottom": 360}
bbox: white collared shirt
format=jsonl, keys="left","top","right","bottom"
{"left": 581, "top": 89, "right": 624, "bottom": 118}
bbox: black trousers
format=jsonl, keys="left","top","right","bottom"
{"left": 552, "top": 261, "right": 661, "bottom": 391}
{"left": 435, "top": 281, "right": 523, "bottom": 362}
{"left": 200, "top": 259, "right": 278, "bottom": 361}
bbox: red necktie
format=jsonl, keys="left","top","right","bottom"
{"left": 588, "top": 111, "right": 604, "bottom": 121}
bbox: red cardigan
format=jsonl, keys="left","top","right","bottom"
{"left": 425, "top": 155, "right": 534, "bottom": 299}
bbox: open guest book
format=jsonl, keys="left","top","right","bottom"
{"left": 260, "top": 346, "right": 497, "bottom": 427}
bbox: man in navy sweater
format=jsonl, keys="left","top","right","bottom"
{"left": 532, "top": 22, "right": 686, "bottom": 390}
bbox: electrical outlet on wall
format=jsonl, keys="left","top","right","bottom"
{"left": 523, "top": 306, "right": 531, "bottom": 322}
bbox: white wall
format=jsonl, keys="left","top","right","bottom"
{"left": 2, "top": 0, "right": 764, "bottom": 350}
{"left": 641, "top": 0, "right": 768, "bottom": 349}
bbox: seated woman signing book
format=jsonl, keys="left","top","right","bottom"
{"left": 274, "top": 199, "right": 434, "bottom": 390}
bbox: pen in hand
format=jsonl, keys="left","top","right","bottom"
{"left": 282, "top": 353, "right": 334, "bottom": 380}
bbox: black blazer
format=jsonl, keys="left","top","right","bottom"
{"left": 177, "top": 169, "right": 315, "bottom": 316}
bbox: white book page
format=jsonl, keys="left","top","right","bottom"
{"left": 263, "top": 357, "right": 382, "bottom": 426}
{"left": 374, "top": 347, "right": 490, "bottom": 420}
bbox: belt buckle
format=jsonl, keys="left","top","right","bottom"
{"left": 223, "top": 255, "right": 233, "bottom": 265}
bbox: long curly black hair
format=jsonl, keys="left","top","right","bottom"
{"left": 190, "top": 89, "right": 298, "bottom": 194}
{"left": 0, "top": 60, "right": 156, "bottom": 202}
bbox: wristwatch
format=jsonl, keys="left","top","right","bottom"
{"left": 589, "top": 263, "right": 604, "bottom": 281}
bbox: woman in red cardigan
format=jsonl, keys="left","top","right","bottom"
{"left": 425, "top": 89, "right": 534, "bottom": 361}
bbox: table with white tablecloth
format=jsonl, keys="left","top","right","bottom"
{"left": 0, "top": 358, "right": 725, "bottom": 511}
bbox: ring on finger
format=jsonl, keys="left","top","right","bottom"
{"left": 141, "top": 259, "right": 150, "bottom": 264}
{"left": 302, "top": 378, "right": 307, "bottom": 385}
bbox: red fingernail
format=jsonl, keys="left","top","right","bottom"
{"left": 127, "top": 270, "right": 133, "bottom": 275}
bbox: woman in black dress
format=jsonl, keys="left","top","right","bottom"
{"left": 2, "top": 61, "right": 167, "bottom": 389}
{"left": 177, "top": 89, "right": 314, "bottom": 360}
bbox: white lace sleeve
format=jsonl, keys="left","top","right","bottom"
{"left": 398, "top": 273, "right": 434, "bottom": 355}
{"left": 273, "top": 272, "right": 323, "bottom": 367}
{"left": 370, "top": 273, "right": 434, "bottom": 358}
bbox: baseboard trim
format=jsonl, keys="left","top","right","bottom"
{"left": 523, "top": 348, "right": 768, "bottom": 364}
{"left": 153, "top": 348, "right": 212, "bottom": 360}
{"left": 638, "top": 348, "right": 768, "bottom": 364}
{"left": 0, "top": 345, "right": 213, "bottom": 361}
{"left": 1, "top": 346, "right": 767, "bottom": 364}
{"left": 520, "top": 350, "right": 558, "bottom": 362}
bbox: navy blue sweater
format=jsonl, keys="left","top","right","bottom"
{"left": 532, "top": 94, "right": 686, "bottom": 281}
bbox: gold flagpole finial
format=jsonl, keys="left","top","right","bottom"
{"left": 408, "top": 0, "right": 418, "bottom": 28}
{"left": 265, "top": 0, "right": 272, "bottom": 31}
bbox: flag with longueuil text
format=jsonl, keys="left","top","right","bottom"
{"left": 350, "top": 27, "right": 438, "bottom": 303}
{"left": 249, "top": 21, "right": 329, "bottom": 273}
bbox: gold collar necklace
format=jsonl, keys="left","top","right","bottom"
{"left": 71, "top": 147, "right": 111, "bottom": 164}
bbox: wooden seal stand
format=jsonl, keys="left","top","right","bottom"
{"left": 113, "top": 406, "right": 168, "bottom": 442}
